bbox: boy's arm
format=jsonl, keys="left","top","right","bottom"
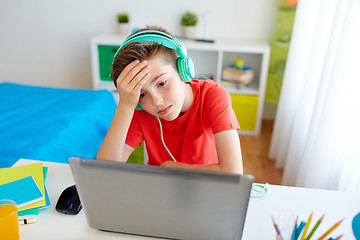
{"left": 96, "top": 103, "right": 135, "bottom": 162}
{"left": 96, "top": 60, "right": 151, "bottom": 162}
{"left": 160, "top": 129, "right": 243, "bottom": 174}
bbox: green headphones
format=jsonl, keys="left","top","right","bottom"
{"left": 113, "top": 30, "right": 195, "bottom": 110}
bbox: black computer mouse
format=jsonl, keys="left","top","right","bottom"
{"left": 56, "top": 184, "right": 82, "bottom": 215}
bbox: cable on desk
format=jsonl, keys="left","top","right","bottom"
{"left": 251, "top": 183, "right": 269, "bottom": 198}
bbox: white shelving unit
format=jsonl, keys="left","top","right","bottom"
{"left": 90, "top": 33, "right": 270, "bottom": 135}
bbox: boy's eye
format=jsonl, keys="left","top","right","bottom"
{"left": 158, "top": 80, "right": 167, "bottom": 87}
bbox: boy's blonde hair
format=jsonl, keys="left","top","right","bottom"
{"left": 111, "top": 26, "right": 178, "bottom": 87}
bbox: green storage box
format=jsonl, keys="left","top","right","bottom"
{"left": 98, "top": 45, "right": 120, "bottom": 82}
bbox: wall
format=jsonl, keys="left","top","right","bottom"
{"left": 0, "top": 0, "right": 278, "bottom": 89}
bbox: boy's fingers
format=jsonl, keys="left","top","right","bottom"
{"left": 115, "top": 60, "right": 151, "bottom": 108}
{"left": 134, "top": 72, "right": 151, "bottom": 92}
{"left": 128, "top": 65, "right": 151, "bottom": 90}
{"left": 120, "top": 60, "right": 139, "bottom": 76}
{"left": 116, "top": 60, "right": 139, "bottom": 86}
{"left": 118, "top": 60, "right": 148, "bottom": 86}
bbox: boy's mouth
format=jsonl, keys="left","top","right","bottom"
{"left": 158, "top": 105, "right": 171, "bottom": 115}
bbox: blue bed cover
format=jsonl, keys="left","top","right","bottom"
{"left": 0, "top": 82, "right": 116, "bottom": 168}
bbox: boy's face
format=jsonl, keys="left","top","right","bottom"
{"left": 138, "top": 54, "right": 190, "bottom": 121}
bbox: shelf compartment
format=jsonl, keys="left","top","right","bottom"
{"left": 221, "top": 51, "right": 263, "bottom": 93}
{"left": 187, "top": 49, "right": 219, "bottom": 81}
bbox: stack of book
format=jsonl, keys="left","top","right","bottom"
{"left": 0, "top": 162, "right": 51, "bottom": 225}
{"left": 222, "top": 64, "right": 254, "bottom": 87}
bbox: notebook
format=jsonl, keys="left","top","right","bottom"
{"left": 69, "top": 157, "right": 253, "bottom": 240}
{"left": 0, "top": 176, "right": 44, "bottom": 208}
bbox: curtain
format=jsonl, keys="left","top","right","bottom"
{"left": 269, "top": 0, "right": 360, "bottom": 192}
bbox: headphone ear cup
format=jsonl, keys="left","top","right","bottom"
{"left": 177, "top": 57, "right": 195, "bottom": 82}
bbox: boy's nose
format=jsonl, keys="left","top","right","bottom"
{"left": 152, "top": 94, "right": 163, "bottom": 106}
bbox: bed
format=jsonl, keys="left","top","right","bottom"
{"left": 0, "top": 82, "right": 117, "bottom": 168}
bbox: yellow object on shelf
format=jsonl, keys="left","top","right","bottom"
{"left": 230, "top": 94, "right": 258, "bottom": 131}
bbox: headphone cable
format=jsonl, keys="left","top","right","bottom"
{"left": 156, "top": 117, "right": 177, "bottom": 162}
{"left": 250, "top": 183, "right": 269, "bottom": 198}
{"left": 157, "top": 116, "right": 268, "bottom": 199}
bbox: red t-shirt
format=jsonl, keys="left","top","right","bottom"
{"left": 125, "top": 79, "right": 240, "bottom": 166}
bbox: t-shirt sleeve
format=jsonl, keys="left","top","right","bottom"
{"left": 125, "top": 112, "right": 144, "bottom": 148}
{"left": 203, "top": 83, "right": 240, "bottom": 133}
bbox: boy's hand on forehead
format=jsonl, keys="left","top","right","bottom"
{"left": 116, "top": 59, "right": 151, "bottom": 108}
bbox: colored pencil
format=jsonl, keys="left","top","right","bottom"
{"left": 305, "top": 214, "right": 324, "bottom": 240}
{"left": 296, "top": 221, "right": 306, "bottom": 240}
{"left": 272, "top": 216, "right": 284, "bottom": 240}
{"left": 317, "top": 219, "right": 344, "bottom": 240}
{"left": 291, "top": 216, "right": 299, "bottom": 240}
{"left": 301, "top": 212, "right": 313, "bottom": 240}
{"left": 335, "top": 234, "right": 343, "bottom": 239}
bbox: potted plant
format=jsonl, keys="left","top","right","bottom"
{"left": 117, "top": 13, "right": 130, "bottom": 36}
{"left": 181, "top": 12, "right": 198, "bottom": 39}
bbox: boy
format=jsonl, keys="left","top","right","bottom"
{"left": 96, "top": 26, "right": 243, "bottom": 174}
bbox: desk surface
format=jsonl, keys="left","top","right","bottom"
{"left": 15, "top": 159, "right": 360, "bottom": 240}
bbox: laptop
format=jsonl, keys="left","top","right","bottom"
{"left": 69, "top": 157, "right": 254, "bottom": 240}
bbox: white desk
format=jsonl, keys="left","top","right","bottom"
{"left": 16, "top": 159, "right": 360, "bottom": 240}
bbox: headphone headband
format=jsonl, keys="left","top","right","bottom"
{"left": 115, "top": 30, "right": 186, "bottom": 58}
{"left": 120, "top": 30, "right": 180, "bottom": 47}
{"left": 120, "top": 34, "right": 178, "bottom": 50}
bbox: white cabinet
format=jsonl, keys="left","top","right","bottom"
{"left": 90, "top": 33, "right": 270, "bottom": 135}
